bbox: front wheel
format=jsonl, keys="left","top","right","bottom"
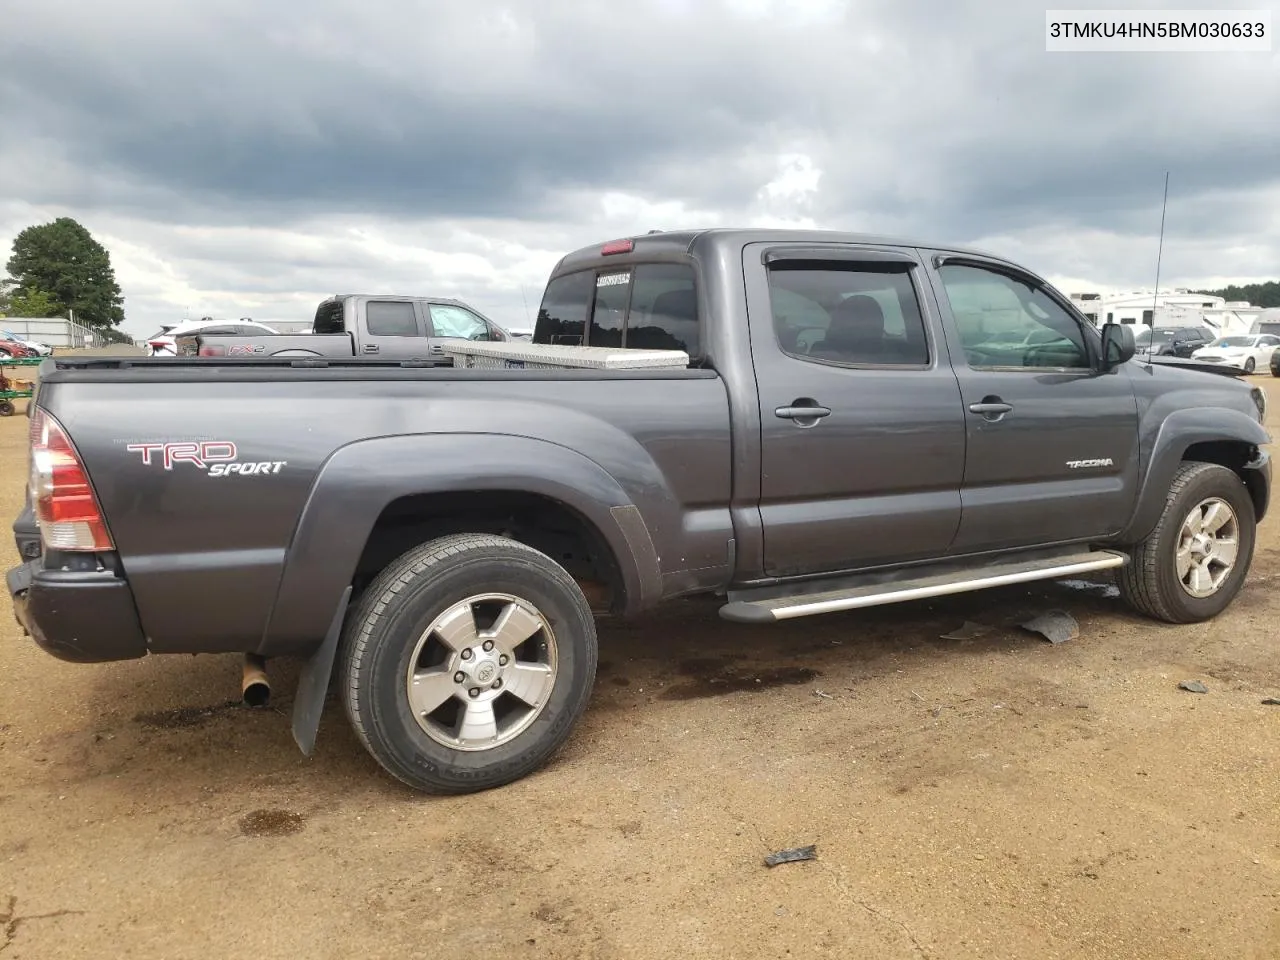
{"left": 0, "top": 401, "right": 13, "bottom": 417}
{"left": 1118, "top": 461, "right": 1256, "bottom": 623}
{"left": 339, "top": 533, "right": 598, "bottom": 793}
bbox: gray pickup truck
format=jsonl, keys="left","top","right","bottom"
{"left": 8, "top": 228, "right": 1272, "bottom": 794}
{"left": 183, "top": 293, "right": 518, "bottom": 360}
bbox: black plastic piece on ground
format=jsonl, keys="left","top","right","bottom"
{"left": 764, "top": 844, "right": 817, "bottom": 867}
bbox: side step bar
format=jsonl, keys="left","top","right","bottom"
{"left": 719, "top": 550, "right": 1128, "bottom": 623}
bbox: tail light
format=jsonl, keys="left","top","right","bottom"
{"left": 28, "top": 407, "right": 114, "bottom": 551}
{"left": 601, "top": 239, "right": 634, "bottom": 256}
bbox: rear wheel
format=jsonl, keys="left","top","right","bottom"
{"left": 1244, "top": 356, "right": 1256, "bottom": 374}
{"left": 1118, "top": 461, "right": 1255, "bottom": 623}
{"left": 340, "top": 533, "right": 598, "bottom": 793}
{"left": 0, "top": 401, "right": 13, "bottom": 417}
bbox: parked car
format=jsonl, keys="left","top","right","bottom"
{"left": 148, "top": 318, "right": 280, "bottom": 356}
{"left": 183, "top": 295, "right": 515, "bottom": 361}
{"left": 1, "top": 332, "right": 53, "bottom": 356}
{"left": 1190, "top": 334, "right": 1280, "bottom": 373}
{"left": 0, "top": 336, "right": 36, "bottom": 359}
{"left": 1134, "top": 325, "right": 1215, "bottom": 358}
{"left": 8, "top": 228, "right": 1272, "bottom": 795}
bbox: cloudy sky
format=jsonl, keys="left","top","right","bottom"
{"left": 2, "top": 0, "right": 1277, "bottom": 337}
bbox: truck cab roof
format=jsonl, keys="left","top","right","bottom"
{"left": 551, "top": 227, "right": 1012, "bottom": 276}
{"left": 322, "top": 294, "right": 478, "bottom": 307}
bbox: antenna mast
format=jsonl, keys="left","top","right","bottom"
{"left": 1148, "top": 171, "right": 1170, "bottom": 366}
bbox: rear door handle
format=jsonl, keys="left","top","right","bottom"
{"left": 968, "top": 399, "right": 1013, "bottom": 420}
{"left": 363, "top": 343, "right": 380, "bottom": 354}
{"left": 775, "top": 402, "right": 831, "bottom": 423}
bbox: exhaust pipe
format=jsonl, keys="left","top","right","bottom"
{"left": 242, "top": 653, "right": 270, "bottom": 707}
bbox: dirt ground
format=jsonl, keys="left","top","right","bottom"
{"left": 2, "top": 379, "right": 1280, "bottom": 960}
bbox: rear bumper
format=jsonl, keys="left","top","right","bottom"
{"left": 7, "top": 558, "right": 149, "bottom": 663}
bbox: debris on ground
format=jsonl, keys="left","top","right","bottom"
{"left": 813, "top": 689, "right": 834, "bottom": 700}
{"left": 764, "top": 844, "right": 817, "bottom": 868}
{"left": 1178, "top": 681, "right": 1209, "bottom": 694}
{"left": 940, "top": 621, "right": 991, "bottom": 640}
{"left": 1057, "top": 578, "right": 1121, "bottom": 599}
{"left": 1020, "top": 610, "right": 1079, "bottom": 645}
{"left": 1260, "top": 697, "right": 1280, "bottom": 706}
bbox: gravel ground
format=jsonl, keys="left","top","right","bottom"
{"left": 2, "top": 381, "right": 1279, "bottom": 960}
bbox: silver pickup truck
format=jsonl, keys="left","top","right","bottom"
{"left": 182, "top": 293, "right": 522, "bottom": 361}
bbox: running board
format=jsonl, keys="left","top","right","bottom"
{"left": 718, "top": 550, "right": 1128, "bottom": 623}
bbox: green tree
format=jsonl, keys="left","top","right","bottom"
{"left": 5, "top": 284, "right": 65, "bottom": 317}
{"left": 1195, "top": 281, "right": 1280, "bottom": 309}
{"left": 6, "top": 217, "right": 125, "bottom": 328}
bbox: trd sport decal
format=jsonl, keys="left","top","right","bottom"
{"left": 125, "top": 441, "right": 286, "bottom": 477}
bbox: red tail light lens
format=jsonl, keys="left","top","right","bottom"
{"left": 28, "top": 407, "right": 114, "bottom": 551}
{"left": 601, "top": 239, "right": 634, "bottom": 255}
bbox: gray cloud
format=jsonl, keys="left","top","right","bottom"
{"left": 1, "top": 0, "right": 1277, "bottom": 335}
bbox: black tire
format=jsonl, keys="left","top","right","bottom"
{"left": 340, "top": 533, "right": 598, "bottom": 794}
{"left": 1244, "top": 357, "right": 1256, "bottom": 374}
{"left": 0, "top": 401, "right": 14, "bottom": 417}
{"left": 1118, "top": 461, "right": 1256, "bottom": 624}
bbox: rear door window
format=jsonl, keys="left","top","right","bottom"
{"left": 766, "top": 262, "right": 930, "bottom": 366}
{"left": 365, "top": 301, "right": 420, "bottom": 337}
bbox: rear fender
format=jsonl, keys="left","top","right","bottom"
{"left": 260, "top": 433, "right": 663, "bottom": 652}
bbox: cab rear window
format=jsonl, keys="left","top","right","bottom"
{"left": 313, "top": 300, "right": 345, "bottom": 335}
{"left": 534, "top": 263, "right": 701, "bottom": 359}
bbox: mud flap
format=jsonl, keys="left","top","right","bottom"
{"left": 291, "top": 586, "right": 352, "bottom": 756}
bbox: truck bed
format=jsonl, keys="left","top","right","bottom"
{"left": 33, "top": 356, "right": 733, "bottom": 655}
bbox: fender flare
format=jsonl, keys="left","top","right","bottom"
{"left": 1118, "top": 407, "right": 1270, "bottom": 544}
{"left": 260, "top": 433, "right": 664, "bottom": 651}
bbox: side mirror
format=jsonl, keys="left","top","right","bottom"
{"left": 1101, "top": 322, "right": 1135, "bottom": 368}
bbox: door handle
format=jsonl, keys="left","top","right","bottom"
{"left": 968, "top": 398, "right": 1013, "bottom": 421}
{"left": 775, "top": 400, "right": 831, "bottom": 425}
{"left": 363, "top": 343, "right": 379, "bottom": 354}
